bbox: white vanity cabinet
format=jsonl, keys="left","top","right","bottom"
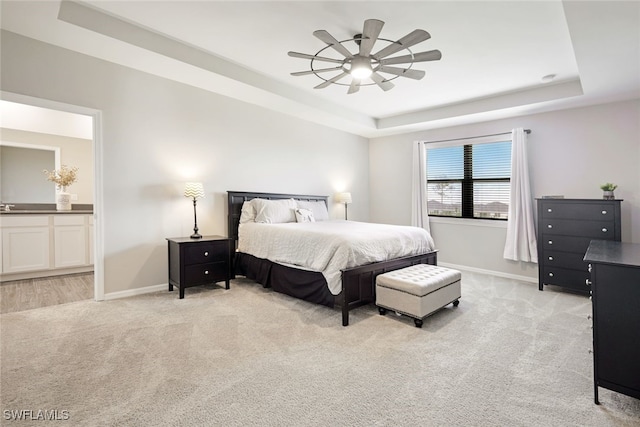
{"left": 54, "top": 215, "right": 87, "bottom": 268}
{"left": 0, "top": 213, "right": 93, "bottom": 280}
{"left": 1, "top": 216, "right": 50, "bottom": 274}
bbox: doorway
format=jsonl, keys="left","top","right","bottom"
{"left": 0, "top": 92, "right": 104, "bottom": 305}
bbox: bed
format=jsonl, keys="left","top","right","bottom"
{"left": 227, "top": 191, "right": 438, "bottom": 326}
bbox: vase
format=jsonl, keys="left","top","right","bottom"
{"left": 603, "top": 190, "right": 615, "bottom": 200}
{"left": 56, "top": 188, "right": 72, "bottom": 211}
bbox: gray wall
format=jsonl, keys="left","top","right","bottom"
{"left": 1, "top": 30, "right": 369, "bottom": 295}
{"left": 370, "top": 99, "right": 640, "bottom": 281}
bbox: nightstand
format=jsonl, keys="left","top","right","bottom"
{"left": 167, "top": 235, "right": 232, "bottom": 298}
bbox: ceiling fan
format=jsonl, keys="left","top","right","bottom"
{"left": 288, "top": 19, "right": 442, "bottom": 94}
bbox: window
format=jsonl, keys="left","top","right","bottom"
{"left": 426, "top": 139, "right": 511, "bottom": 220}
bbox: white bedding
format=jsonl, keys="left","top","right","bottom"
{"left": 238, "top": 220, "right": 435, "bottom": 295}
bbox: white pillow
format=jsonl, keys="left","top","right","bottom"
{"left": 297, "top": 200, "right": 329, "bottom": 221}
{"left": 239, "top": 200, "right": 258, "bottom": 224}
{"left": 254, "top": 198, "right": 297, "bottom": 223}
{"left": 294, "top": 208, "right": 315, "bottom": 223}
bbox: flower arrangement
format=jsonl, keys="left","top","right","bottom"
{"left": 43, "top": 165, "right": 79, "bottom": 191}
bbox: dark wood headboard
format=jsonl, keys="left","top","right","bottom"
{"left": 227, "top": 191, "right": 328, "bottom": 250}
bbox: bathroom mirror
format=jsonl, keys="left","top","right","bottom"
{"left": 0, "top": 141, "right": 60, "bottom": 204}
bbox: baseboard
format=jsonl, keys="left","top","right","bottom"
{"left": 439, "top": 262, "right": 538, "bottom": 284}
{"left": 102, "top": 283, "right": 167, "bottom": 300}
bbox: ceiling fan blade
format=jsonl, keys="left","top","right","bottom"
{"left": 359, "top": 19, "right": 384, "bottom": 57}
{"left": 373, "top": 29, "right": 431, "bottom": 59}
{"left": 347, "top": 79, "right": 360, "bottom": 94}
{"left": 379, "top": 50, "right": 442, "bottom": 65}
{"left": 377, "top": 66, "right": 425, "bottom": 80}
{"left": 313, "top": 30, "right": 354, "bottom": 58}
{"left": 314, "top": 71, "right": 349, "bottom": 89}
{"left": 291, "top": 66, "right": 344, "bottom": 76}
{"left": 288, "top": 51, "right": 345, "bottom": 64}
{"left": 370, "top": 72, "right": 394, "bottom": 91}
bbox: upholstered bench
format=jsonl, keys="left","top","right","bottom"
{"left": 376, "top": 264, "right": 461, "bottom": 328}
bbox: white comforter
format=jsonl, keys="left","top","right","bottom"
{"left": 238, "top": 220, "right": 435, "bottom": 295}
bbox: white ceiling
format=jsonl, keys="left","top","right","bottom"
{"left": 1, "top": 1, "right": 639, "bottom": 138}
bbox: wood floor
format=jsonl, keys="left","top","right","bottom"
{"left": 0, "top": 273, "right": 94, "bottom": 314}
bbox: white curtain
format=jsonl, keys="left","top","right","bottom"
{"left": 411, "top": 141, "right": 430, "bottom": 233}
{"left": 503, "top": 128, "right": 537, "bottom": 262}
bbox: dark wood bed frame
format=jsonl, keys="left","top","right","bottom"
{"left": 227, "top": 191, "right": 438, "bottom": 326}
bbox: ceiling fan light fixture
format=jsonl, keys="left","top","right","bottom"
{"left": 349, "top": 55, "right": 373, "bottom": 80}
{"left": 289, "top": 19, "right": 441, "bottom": 94}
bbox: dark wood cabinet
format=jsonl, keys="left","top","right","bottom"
{"left": 584, "top": 240, "right": 640, "bottom": 404}
{"left": 537, "top": 199, "right": 621, "bottom": 293}
{"left": 167, "top": 235, "right": 232, "bottom": 298}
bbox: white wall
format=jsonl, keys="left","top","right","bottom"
{"left": 1, "top": 31, "right": 369, "bottom": 294}
{"left": 370, "top": 99, "right": 640, "bottom": 281}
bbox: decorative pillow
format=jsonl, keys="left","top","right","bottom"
{"left": 239, "top": 200, "right": 258, "bottom": 224}
{"left": 296, "top": 200, "right": 329, "bottom": 221}
{"left": 253, "top": 198, "right": 297, "bottom": 223}
{"left": 294, "top": 208, "right": 315, "bottom": 223}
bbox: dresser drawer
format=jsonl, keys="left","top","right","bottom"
{"left": 540, "top": 202, "right": 616, "bottom": 221}
{"left": 541, "top": 251, "right": 589, "bottom": 271}
{"left": 542, "top": 235, "right": 593, "bottom": 253}
{"left": 184, "top": 262, "right": 228, "bottom": 285}
{"left": 184, "top": 242, "right": 228, "bottom": 265}
{"left": 541, "top": 266, "right": 590, "bottom": 291}
{"left": 541, "top": 219, "right": 616, "bottom": 239}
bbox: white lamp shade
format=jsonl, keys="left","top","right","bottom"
{"left": 184, "top": 182, "right": 205, "bottom": 199}
{"left": 335, "top": 192, "right": 352, "bottom": 204}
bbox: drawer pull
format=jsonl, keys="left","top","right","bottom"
{"left": 548, "top": 256, "right": 553, "bottom": 261}
{"left": 602, "top": 228, "right": 608, "bottom": 233}
{"left": 548, "top": 240, "right": 553, "bottom": 245}
{"left": 547, "top": 224, "right": 553, "bottom": 229}
{"left": 588, "top": 264, "right": 592, "bottom": 272}
{"left": 204, "top": 270, "right": 209, "bottom": 275}
{"left": 547, "top": 208, "right": 552, "bottom": 213}
{"left": 204, "top": 251, "right": 209, "bottom": 257}
{"left": 585, "top": 279, "right": 592, "bottom": 286}
{"left": 601, "top": 210, "right": 607, "bottom": 215}
{"left": 548, "top": 272, "right": 554, "bottom": 277}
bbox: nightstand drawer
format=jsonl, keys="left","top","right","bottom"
{"left": 540, "top": 202, "right": 616, "bottom": 221}
{"left": 184, "top": 243, "right": 228, "bottom": 265}
{"left": 184, "top": 262, "right": 227, "bottom": 285}
{"left": 541, "top": 219, "right": 615, "bottom": 239}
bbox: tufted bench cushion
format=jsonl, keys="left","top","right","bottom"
{"left": 376, "top": 264, "right": 461, "bottom": 327}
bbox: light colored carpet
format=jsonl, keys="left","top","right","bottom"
{"left": 1, "top": 271, "right": 638, "bottom": 426}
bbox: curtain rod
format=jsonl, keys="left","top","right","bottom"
{"left": 422, "top": 129, "right": 531, "bottom": 145}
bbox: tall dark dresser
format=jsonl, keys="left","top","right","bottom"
{"left": 536, "top": 198, "right": 622, "bottom": 293}
{"left": 584, "top": 240, "right": 640, "bottom": 404}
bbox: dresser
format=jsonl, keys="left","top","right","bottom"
{"left": 167, "top": 236, "right": 232, "bottom": 298}
{"left": 536, "top": 199, "right": 621, "bottom": 293}
{"left": 584, "top": 240, "right": 640, "bottom": 404}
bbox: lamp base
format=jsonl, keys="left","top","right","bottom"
{"left": 190, "top": 232, "right": 202, "bottom": 239}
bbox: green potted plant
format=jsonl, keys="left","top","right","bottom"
{"left": 600, "top": 183, "right": 617, "bottom": 200}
